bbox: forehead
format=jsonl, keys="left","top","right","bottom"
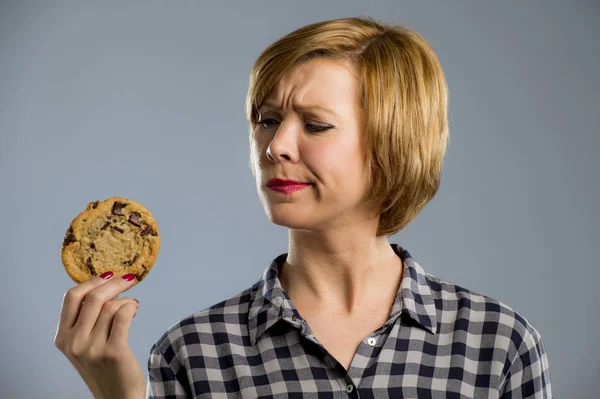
{"left": 263, "top": 58, "right": 359, "bottom": 110}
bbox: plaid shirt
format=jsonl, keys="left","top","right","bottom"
{"left": 146, "top": 244, "right": 551, "bottom": 398}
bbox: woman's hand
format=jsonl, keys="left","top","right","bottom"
{"left": 54, "top": 272, "right": 146, "bottom": 399}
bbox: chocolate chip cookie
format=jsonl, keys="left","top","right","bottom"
{"left": 61, "top": 197, "right": 160, "bottom": 285}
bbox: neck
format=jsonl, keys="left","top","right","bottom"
{"left": 280, "top": 226, "right": 403, "bottom": 316}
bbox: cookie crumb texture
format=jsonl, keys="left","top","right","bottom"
{"left": 61, "top": 197, "right": 160, "bottom": 285}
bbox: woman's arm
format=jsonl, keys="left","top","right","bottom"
{"left": 55, "top": 273, "right": 146, "bottom": 399}
{"left": 146, "top": 342, "right": 193, "bottom": 398}
{"left": 499, "top": 327, "right": 552, "bottom": 398}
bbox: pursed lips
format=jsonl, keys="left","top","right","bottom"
{"left": 266, "top": 178, "right": 312, "bottom": 186}
{"left": 266, "top": 178, "right": 313, "bottom": 193}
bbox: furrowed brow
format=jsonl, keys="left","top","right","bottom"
{"left": 260, "top": 101, "right": 338, "bottom": 117}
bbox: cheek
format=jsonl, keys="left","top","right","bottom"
{"left": 310, "top": 142, "right": 364, "bottom": 185}
{"left": 250, "top": 139, "right": 265, "bottom": 165}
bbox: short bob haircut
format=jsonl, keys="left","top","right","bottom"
{"left": 246, "top": 16, "right": 449, "bottom": 237}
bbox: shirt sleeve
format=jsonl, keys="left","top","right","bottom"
{"left": 146, "top": 342, "right": 192, "bottom": 399}
{"left": 500, "top": 326, "right": 552, "bottom": 398}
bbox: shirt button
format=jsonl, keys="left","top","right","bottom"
{"left": 346, "top": 384, "right": 354, "bottom": 393}
{"left": 367, "top": 337, "right": 377, "bottom": 346}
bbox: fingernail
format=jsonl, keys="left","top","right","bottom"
{"left": 133, "top": 298, "right": 139, "bottom": 305}
{"left": 100, "top": 271, "right": 114, "bottom": 280}
{"left": 122, "top": 274, "right": 136, "bottom": 282}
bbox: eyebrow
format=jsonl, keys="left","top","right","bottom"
{"left": 260, "top": 101, "right": 338, "bottom": 117}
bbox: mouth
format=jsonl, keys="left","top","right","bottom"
{"left": 266, "top": 178, "right": 313, "bottom": 194}
{"left": 267, "top": 178, "right": 311, "bottom": 186}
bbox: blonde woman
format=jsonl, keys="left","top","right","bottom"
{"left": 55, "top": 17, "right": 552, "bottom": 398}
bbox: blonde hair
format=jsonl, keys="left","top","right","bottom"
{"left": 245, "top": 16, "right": 449, "bottom": 236}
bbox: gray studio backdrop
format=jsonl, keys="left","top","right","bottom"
{"left": 1, "top": 1, "right": 598, "bottom": 398}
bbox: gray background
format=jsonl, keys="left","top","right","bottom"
{"left": 1, "top": 1, "right": 598, "bottom": 397}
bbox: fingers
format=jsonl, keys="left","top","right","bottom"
{"left": 107, "top": 301, "right": 139, "bottom": 345}
{"left": 73, "top": 274, "right": 137, "bottom": 335}
{"left": 92, "top": 297, "right": 139, "bottom": 343}
{"left": 58, "top": 272, "right": 116, "bottom": 330}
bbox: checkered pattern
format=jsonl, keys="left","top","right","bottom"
{"left": 146, "top": 244, "right": 551, "bottom": 398}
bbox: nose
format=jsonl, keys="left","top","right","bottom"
{"left": 266, "top": 146, "right": 292, "bottom": 163}
{"left": 265, "top": 120, "right": 300, "bottom": 164}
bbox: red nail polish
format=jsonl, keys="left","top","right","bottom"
{"left": 100, "top": 271, "right": 114, "bottom": 280}
{"left": 122, "top": 273, "right": 136, "bottom": 282}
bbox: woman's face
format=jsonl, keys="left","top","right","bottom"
{"left": 251, "top": 57, "right": 374, "bottom": 233}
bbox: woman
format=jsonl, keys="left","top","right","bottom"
{"left": 55, "top": 17, "right": 551, "bottom": 398}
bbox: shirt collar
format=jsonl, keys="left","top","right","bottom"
{"left": 248, "top": 243, "right": 438, "bottom": 345}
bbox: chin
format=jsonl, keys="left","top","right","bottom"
{"left": 264, "top": 205, "right": 317, "bottom": 230}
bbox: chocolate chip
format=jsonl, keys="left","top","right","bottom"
{"left": 90, "top": 243, "right": 96, "bottom": 250}
{"left": 100, "top": 221, "right": 111, "bottom": 230}
{"left": 112, "top": 201, "right": 127, "bottom": 216}
{"left": 92, "top": 201, "right": 99, "bottom": 209}
{"left": 136, "top": 267, "right": 149, "bottom": 281}
{"left": 86, "top": 257, "right": 96, "bottom": 276}
{"left": 63, "top": 228, "right": 77, "bottom": 247}
{"left": 128, "top": 212, "right": 142, "bottom": 227}
{"left": 140, "top": 225, "right": 154, "bottom": 236}
{"left": 112, "top": 226, "right": 125, "bottom": 233}
{"left": 127, "top": 253, "right": 138, "bottom": 266}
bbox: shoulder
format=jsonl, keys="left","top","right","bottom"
{"left": 150, "top": 282, "right": 258, "bottom": 357}
{"left": 424, "top": 270, "right": 545, "bottom": 357}
{"left": 404, "top": 252, "right": 551, "bottom": 391}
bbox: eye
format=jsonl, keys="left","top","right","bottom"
{"left": 257, "top": 118, "right": 279, "bottom": 129}
{"left": 306, "top": 124, "right": 332, "bottom": 133}
{"left": 257, "top": 118, "right": 333, "bottom": 133}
